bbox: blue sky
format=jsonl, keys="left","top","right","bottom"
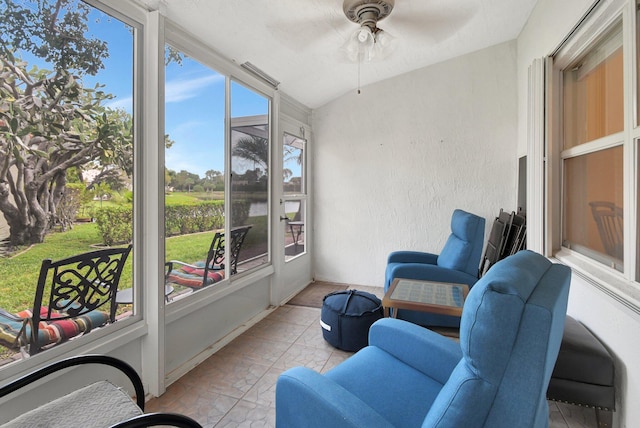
{"left": 15, "top": 2, "right": 270, "bottom": 179}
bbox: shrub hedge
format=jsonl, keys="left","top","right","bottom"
{"left": 165, "top": 200, "right": 225, "bottom": 236}
{"left": 94, "top": 199, "right": 251, "bottom": 245}
{"left": 94, "top": 206, "right": 133, "bottom": 246}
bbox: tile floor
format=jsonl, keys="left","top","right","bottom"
{"left": 146, "top": 285, "right": 599, "bottom": 427}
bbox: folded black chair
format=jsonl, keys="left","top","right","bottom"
{"left": 479, "top": 209, "right": 514, "bottom": 276}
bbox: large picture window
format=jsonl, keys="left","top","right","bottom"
{"left": 163, "top": 50, "right": 271, "bottom": 302}
{"left": 0, "top": 0, "right": 135, "bottom": 362}
{"left": 163, "top": 48, "right": 227, "bottom": 301}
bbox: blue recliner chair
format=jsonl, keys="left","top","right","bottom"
{"left": 276, "top": 250, "right": 571, "bottom": 428}
{"left": 385, "top": 209, "right": 486, "bottom": 327}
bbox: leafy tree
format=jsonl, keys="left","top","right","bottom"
{"left": 0, "top": 0, "right": 108, "bottom": 76}
{"left": 203, "top": 169, "right": 223, "bottom": 191}
{"left": 164, "top": 167, "right": 173, "bottom": 190}
{"left": 89, "top": 168, "right": 127, "bottom": 192}
{"left": 171, "top": 169, "right": 200, "bottom": 192}
{"left": 204, "top": 169, "right": 222, "bottom": 181}
{"left": 0, "top": 0, "right": 133, "bottom": 246}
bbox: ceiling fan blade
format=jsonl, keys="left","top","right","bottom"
{"left": 384, "top": 3, "right": 477, "bottom": 44}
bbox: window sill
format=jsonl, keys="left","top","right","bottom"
{"left": 554, "top": 249, "right": 640, "bottom": 317}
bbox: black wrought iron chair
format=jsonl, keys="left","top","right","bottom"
{"left": 0, "top": 354, "right": 202, "bottom": 427}
{"left": 165, "top": 225, "right": 252, "bottom": 290}
{"left": 0, "top": 245, "right": 132, "bottom": 356}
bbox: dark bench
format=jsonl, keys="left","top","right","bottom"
{"left": 548, "top": 315, "right": 615, "bottom": 428}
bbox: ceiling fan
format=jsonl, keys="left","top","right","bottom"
{"left": 341, "top": 0, "right": 397, "bottom": 62}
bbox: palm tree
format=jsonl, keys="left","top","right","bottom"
{"left": 232, "top": 135, "right": 268, "bottom": 173}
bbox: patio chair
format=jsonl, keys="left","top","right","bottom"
{"left": 0, "top": 354, "right": 202, "bottom": 427}
{"left": 285, "top": 202, "right": 304, "bottom": 253}
{"left": 165, "top": 225, "right": 252, "bottom": 290}
{"left": 0, "top": 245, "right": 132, "bottom": 356}
{"left": 589, "top": 201, "right": 623, "bottom": 260}
{"left": 384, "top": 209, "right": 485, "bottom": 328}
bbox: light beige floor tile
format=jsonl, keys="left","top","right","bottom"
{"left": 549, "top": 401, "right": 568, "bottom": 428}
{"left": 242, "top": 367, "right": 282, "bottom": 408}
{"left": 146, "top": 380, "right": 238, "bottom": 426}
{"left": 243, "top": 318, "right": 308, "bottom": 344}
{"left": 179, "top": 353, "right": 271, "bottom": 399}
{"left": 556, "top": 402, "right": 598, "bottom": 428}
{"left": 215, "top": 399, "right": 275, "bottom": 428}
{"left": 216, "top": 335, "right": 291, "bottom": 366}
{"left": 266, "top": 305, "right": 320, "bottom": 326}
{"left": 272, "top": 342, "right": 334, "bottom": 372}
{"left": 294, "top": 319, "right": 337, "bottom": 351}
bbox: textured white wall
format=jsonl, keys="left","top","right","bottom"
{"left": 312, "top": 41, "right": 518, "bottom": 287}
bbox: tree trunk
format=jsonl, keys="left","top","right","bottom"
{"left": 0, "top": 198, "right": 40, "bottom": 247}
{"left": 0, "top": 178, "right": 49, "bottom": 246}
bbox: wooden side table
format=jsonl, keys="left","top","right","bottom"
{"left": 382, "top": 278, "right": 469, "bottom": 318}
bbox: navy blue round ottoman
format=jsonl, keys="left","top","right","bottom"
{"left": 320, "top": 290, "right": 383, "bottom": 352}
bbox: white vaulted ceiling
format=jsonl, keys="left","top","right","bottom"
{"left": 146, "top": 0, "right": 538, "bottom": 108}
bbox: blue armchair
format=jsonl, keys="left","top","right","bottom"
{"left": 277, "top": 250, "right": 571, "bottom": 428}
{"left": 384, "top": 209, "right": 486, "bottom": 327}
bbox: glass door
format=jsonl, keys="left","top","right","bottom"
{"left": 275, "top": 120, "right": 311, "bottom": 304}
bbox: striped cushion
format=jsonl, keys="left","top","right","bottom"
{"left": 166, "top": 265, "right": 225, "bottom": 289}
{"left": 0, "top": 307, "right": 109, "bottom": 351}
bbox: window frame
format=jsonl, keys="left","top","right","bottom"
{"left": 161, "top": 20, "right": 276, "bottom": 313}
{"left": 0, "top": 0, "right": 148, "bottom": 376}
{"left": 545, "top": 0, "right": 640, "bottom": 309}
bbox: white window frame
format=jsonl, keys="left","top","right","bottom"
{"left": 542, "top": 0, "right": 640, "bottom": 311}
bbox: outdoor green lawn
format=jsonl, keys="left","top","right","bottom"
{"left": 0, "top": 195, "right": 267, "bottom": 314}
{"left": 0, "top": 223, "right": 130, "bottom": 313}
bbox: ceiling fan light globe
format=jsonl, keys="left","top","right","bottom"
{"left": 356, "top": 27, "right": 373, "bottom": 43}
{"left": 375, "top": 29, "right": 394, "bottom": 48}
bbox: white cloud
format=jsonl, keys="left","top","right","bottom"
{"left": 103, "top": 74, "right": 223, "bottom": 111}
{"left": 165, "top": 74, "right": 223, "bottom": 103}
{"left": 105, "top": 96, "right": 132, "bottom": 111}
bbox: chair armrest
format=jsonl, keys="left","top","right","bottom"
{"left": 387, "top": 250, "right": 438, "bottom": 265}
{"left": 276, "top": 367, "right": 394, "bottom": 428}
{"left": 369, "top": 318, "right": 462, "bottom": 385}
{"left": 0, "top": 355, "right": 145, "bottom": 410}
{"left": 388, "top": 263, "right": 479, "bottom": 286}
{"left": 110, "top": 412, "right": 203, "bottom": 428}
